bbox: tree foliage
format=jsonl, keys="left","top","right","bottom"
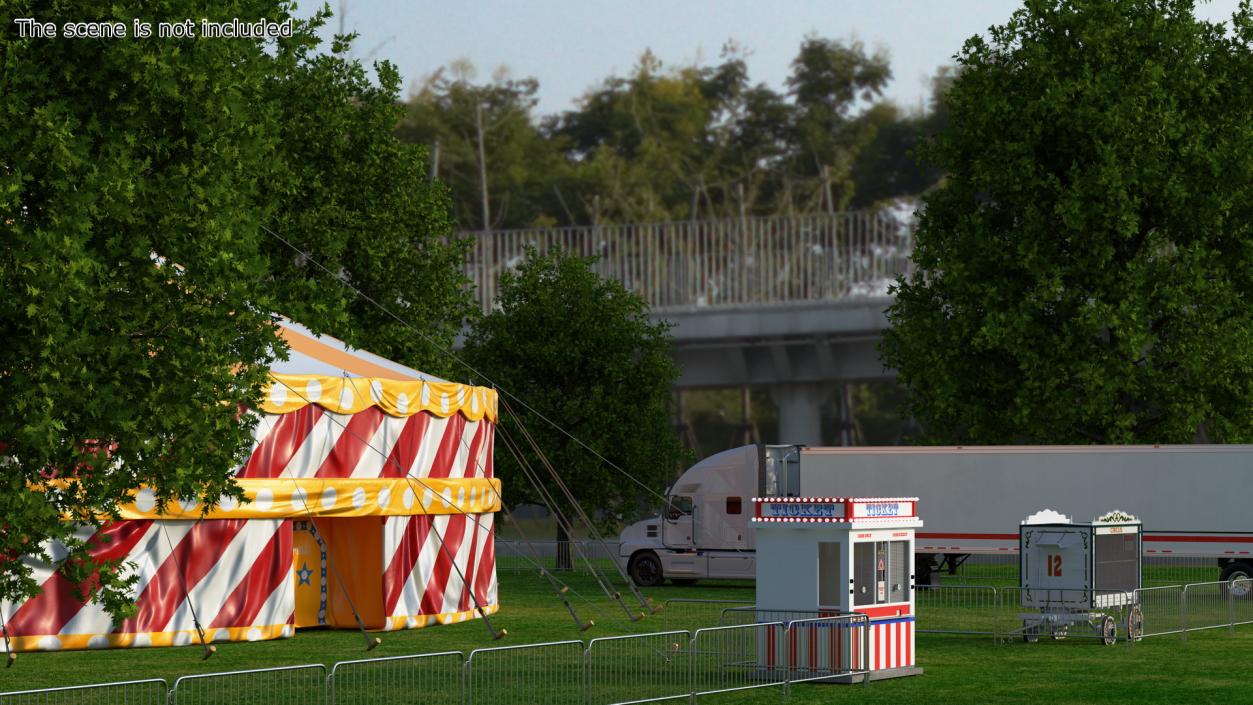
{"left": 0, "top": 2, "right": 469, "bottom": 615}
{"left": 400, "top": 38, "right": 948, "bottom": 229}
{"left": 882, "top": 0, "right": 1253, "bottom": 444}
{"left": 461, "top": 249, "right": 688, "bottom": 547}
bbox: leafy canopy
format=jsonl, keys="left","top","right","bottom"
{"left": 0, "top": 2, "right": 469, "bottom": 616}
{"left": 461, "top": 249, "right": 688, "bottom": 542}
{"left": 882, "top": 0, "right": 1253, "bottom": 443}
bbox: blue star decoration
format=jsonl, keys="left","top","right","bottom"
{"left": 297, "top": 562, "right": 313, "bottom": 586}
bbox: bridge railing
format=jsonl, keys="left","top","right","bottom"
{"left": 464, "top": 211, "right": 915, "bottom": 314}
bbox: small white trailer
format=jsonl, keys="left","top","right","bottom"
{"left": 1013, "top": 509, "right": 1144, "bottom": 644}
{"left": 619, "top": 444, "right": 1253, "bottom": 588}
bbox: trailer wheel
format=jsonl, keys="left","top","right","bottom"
{"left": 1220, "top": 562, "right": 1253, "bottom": 598}
{"left": 1126, "top": 605, "right": 1144, "bottom": 642}
{"left": 1100, "top": 615, "right": 1117, "bottom": 646}
{"left": 629, "top": 551, "right": 664, "bottom": 588}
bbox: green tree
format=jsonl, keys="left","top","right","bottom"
{"left": 398, "top": 61, "right": 566, "bottom": 230}
{"left": 264, "top": 28, "right": 474, "bottom": 376}
{"left": 850, "top": 66, "right": 955, "bottom": 208}
{"left": 779, "top": 37, "right": 892, "bottom": 212}
{"left": 882, "top": 0, "right": 1253, "bottom": 444}
{"left": 0, "top": 2, "right": 467, "bottom": 616}
{"left": 461, "top": 249, "right": 688, "bottom": 567}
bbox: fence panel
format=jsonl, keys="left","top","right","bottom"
{"left": 584, "top": 631, "right": 691, "bottom": 705}
{"left": 717, "top": 607, "right": 821, "bottom": 628}
{"left": 328, "top": 651, "right": 463, "bottom": 705}
{"left": 0, "top": 679, "right": 168, "bottom": 705}
{"left": 1135, "top": 585, "right": 1184, "bottom": 638}
{"left": 170, "top": 664, "right": 325, "bottom": 705}
{"left": 660, "top": 599, "right": 751, "bottom": 634}
{"left": 783, "top": 616, "right": 871, "bottom": 688}
{"left": 1232, "top": 579, "right": 1253, "bottom": 627}
{"left": 915, "top": 585, "right": 1001, "bottom": 638}
{"left": 466, "top": 640, "right": 584, "bottom": 705}
{"left": 689, "top": 622, "right": 787, "bottom": 698}
{"left": 1183, "top": 581, "right": 1237, "bottom": 635}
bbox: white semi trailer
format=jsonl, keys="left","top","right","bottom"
{"left": 619, "top": 444, "right": 1253, "bottom": 588}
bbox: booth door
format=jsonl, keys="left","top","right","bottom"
{"left": 292, "top": 521, "right": 327, "bottom": 628}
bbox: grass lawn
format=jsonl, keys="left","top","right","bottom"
{"left": 2, "top": 557, "right": 1249, "bottom": 704}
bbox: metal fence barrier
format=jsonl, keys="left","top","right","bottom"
{"left": 0, "top": 679, "right": 169, "bottom": 705}
{"left": 7, "top": 580, "right": 1253, "bottom": 703}
{"left": 915, "top": 585, "right": 1001, "bottom": 639}
{"left": 328, "top": 651, "right": 464, "bottom": 705}
{"left": 584, "top": 631, "right": 691, "bottom": 705}
{"left": 718, "top": 607, "right": 821, "bottom": 627}
{"left": 170, "top": 664, "right": 327, "bottom": 705}
{"left": 1134, "top": 585, "right": 1185, "bottom": 638}
{"left": 782, "top": 616, "right": 871, "bottom": 689}
{"left": 1234, "top": 579, "right": 1253, "bottom": 628}
{"left": 1181, "top": 580, "right": 1250, "bottom": 638}
{"left": 466, "top": 640, "right": 585, "bottom": 705}
{"left": 661, "top": 599, "right": 751, "bottom": 634}
{"left": 689, "top": 622, "right": 788, "bottom": 699}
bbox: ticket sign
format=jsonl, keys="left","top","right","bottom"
{"left": 850, "top": 500, "right": 915, "bottom": 519}
{"left": 758, "top": 500, "right": 845, "bottom": 520}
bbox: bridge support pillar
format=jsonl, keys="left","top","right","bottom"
{"left": 770, "top": 384, "right": 833, "bottom": 446}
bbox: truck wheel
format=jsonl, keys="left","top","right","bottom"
{"left": 629, "top": 551, "right": 664, "bottom": 587}
{"left": 1221, "top": 562, "right": 1253, "bottom": 598}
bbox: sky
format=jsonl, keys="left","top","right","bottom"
{"left": 294, "top": 0, "right": 1246, "bottom": 118}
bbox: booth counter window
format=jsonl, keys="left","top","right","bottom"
{"left": 854, "top": 540, "right": 911, "bottom": 607}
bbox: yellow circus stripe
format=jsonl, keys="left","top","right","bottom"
{"left": 110, "top": 477, "right": 502, "bottom": 520}
{"left": 262, "top": 374, "right": 498, "bottom": 422}
{"left": 382, "top": 603, "right": 500, "bottom": 631}
{"left": 3, "top": 624, "right": 292, "bottom": 653}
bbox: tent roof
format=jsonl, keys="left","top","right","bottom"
{"left": 272, "top": 318, "right": 446, "bottom": 382}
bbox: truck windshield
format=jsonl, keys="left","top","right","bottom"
{"left": 665, "top": 496, "right": 693, "bottom": 520}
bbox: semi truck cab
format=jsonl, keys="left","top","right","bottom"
{"left": 619, "top": 444, "right": 794, "bottom": 586}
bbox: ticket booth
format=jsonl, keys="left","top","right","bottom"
{"left": 752, "top": 496, "right": 923, "bottom": 681}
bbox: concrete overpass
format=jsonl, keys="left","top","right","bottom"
{"left": 465, "top": 211, "right": 913, "bottom": 445}
{"left": 658, "top": 298, "right": 893, "bottom": 445}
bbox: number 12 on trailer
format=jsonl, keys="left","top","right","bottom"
{"left": 1045, "top": 554, "right": 1063, "bottom": 577}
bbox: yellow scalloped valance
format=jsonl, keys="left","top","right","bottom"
{"left": 262, "top": 374, "right": 497, "bottom": 422}
{"left": 111, "top": 477, "right": 502, "bottom": 519}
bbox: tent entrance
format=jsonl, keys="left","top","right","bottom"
{"left": 292, "top": 518, "right": 385, "bottom": 630}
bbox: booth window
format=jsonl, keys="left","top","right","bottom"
{"left": 854, "top": 540, "right": 910, "bottom": 606}
{"left": 889, "top": 540, "right": 910, "bottom": 603}
{"left": 854, "top": 543, "right": 875, "bottom": 605}
{"left": 818, "top": 542, "right": 842, "bottom": 606}
{"left": 725, "top": 497, "right": 742, "bottom": 515}
{"left": 666, "top": 496, "right": 693, "bottom": 521}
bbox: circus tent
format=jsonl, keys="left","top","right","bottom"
{"left": 1, "top": 319, "right": 500, "bottom": 652}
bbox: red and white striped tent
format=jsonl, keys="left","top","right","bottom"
{"left": 1, "top": 319, "right": 499, "bottom": 652}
